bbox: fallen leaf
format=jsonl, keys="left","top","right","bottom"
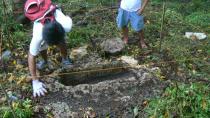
{"left": 17, "top": 75, "right": 27, "bottom": 85}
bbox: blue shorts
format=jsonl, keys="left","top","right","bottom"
{"left": 116, "top": 8, "right": 144, "bottom": 32}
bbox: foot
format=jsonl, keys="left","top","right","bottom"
{"left": 37, "top": 60, "right": 48, "bottom": 70}
{"left": 62, "top": 58, "right": 73, "bottom": 69}
{"left": 140, "top": 40, "right": 148, "bottom": 49}
{"left": 123, "top": 37, "right": 128, "bottom": 44}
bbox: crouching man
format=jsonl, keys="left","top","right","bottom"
{"left": 25, "top": 0, "right": 73, "bottom": 97}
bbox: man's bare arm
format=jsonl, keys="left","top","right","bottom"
{"left": 138, "top": 0, "right": 149, "bottom": 15}
{"left": 142, "top": 0, "right": 149, "bottom": 11}
{"left": 28, "top": 52, "right": 37, "bottom": 80}
{"left": 28, "top": 52, "right": 47, "bottom": 97}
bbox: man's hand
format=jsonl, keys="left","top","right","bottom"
{"left": 32, "top": 80, "right": 47, "bottom": 97}
{"left": 137, "top": 8, "right": 144, "bottom": 15}
{"left": 138, "top": 0, "right": 149, "bottom": 15}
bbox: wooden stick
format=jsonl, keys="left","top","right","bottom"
{"left": 159, "top": 1, "right": 166, "bottom": 53}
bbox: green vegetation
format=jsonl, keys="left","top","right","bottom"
{"left": 0, "top": 99, "right": 33, "bottom": 118}
{"left": 143, "top": 1, "right": 210, "bottom": 117}
{"left": 146, "top": 83, "right": 210, "bottom": 118}
{"left": 0, "top": 0, "right": 210, "bottom": 117}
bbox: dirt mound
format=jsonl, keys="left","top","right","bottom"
{"left": 29, "top": 51, "right": 169, "bottom": 117}
{"left": 36, "top": 62, "right": 167, "bottom": 117}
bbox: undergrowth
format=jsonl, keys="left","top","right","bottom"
{"left": 0, "top": 0, "right": 209, "bottom": 117}
{"left": 0, "top": 99, "right": 33, "bottom": 118}
{"left": 146, "top": 83, "right": 210, "bottom": 118}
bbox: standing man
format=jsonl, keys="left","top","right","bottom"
{"left": 117, "top": 0, "right": 149, "bottom": 48}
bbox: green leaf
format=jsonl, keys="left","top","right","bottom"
{"left": 133, "top": 106, "right": 139, "bottom": 118}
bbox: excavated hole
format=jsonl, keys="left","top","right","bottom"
{"left": 58, "top": 68, "right": 133, "bottom": 86}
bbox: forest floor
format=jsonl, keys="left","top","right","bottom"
{"left": 0, "top": 0, "right": 210, "bottom": 118}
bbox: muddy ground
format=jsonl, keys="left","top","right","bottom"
{"left": 32, "top": 51, "right": 169, "bottom": 118}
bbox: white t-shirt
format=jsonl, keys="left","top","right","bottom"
{"left": 120, "top": 0, "right": 142, "bottom": 12}
{"left": 29, "top": 9, "right": 73, "bottom": 56}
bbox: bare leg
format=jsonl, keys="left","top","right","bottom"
{"left": 40, "top": 50, "right": 48, "bottom": 62}
{"left": 139, "top": 30, "right": 147, "bottom": 48}
{"left": 36, "top": 50, "right": 48, "bottom": 70}
{"left": 57, "top": 42, "right": 73, "bottom": 68}
{"left": 122, "top": 27, "right": 129, "bottom": 44}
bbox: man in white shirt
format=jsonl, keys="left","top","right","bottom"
{"left": 117, "top": 0, "right": 149, "bottom": 48}
{"left": 28, "top": 9, "right": 73, "bottom": 97}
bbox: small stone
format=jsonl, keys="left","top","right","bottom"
{"left": 120, "top": 96, "right": 131, "bottom": 102}
{"left": 1, "top": 50, "right": 11, "bottom": 62}
{"left": 70, "top": 45, "right": 88, "bottom": 60}
{"left": 7, "top": 91, "right": 18, "bottom": 101}
{"left": 84, "top": 107, "right": 96, "bottom": 118}
{"left": 34, "top": 105, "right": 43, "bottom": 112}
{"left": 0, "top": 97, "right": 7, "bottom": 104}
{"left": 9, "top": 95, "right": 18, "bottom": 101}
{"left": 71, "top": 112, "right": 80, "bottom": 118}
{"left": 119, "top": 56, "right": 138, "bottom": 66}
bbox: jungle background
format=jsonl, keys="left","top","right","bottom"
{"left": 0, "top": 0, "right": 210, "bottom": 117}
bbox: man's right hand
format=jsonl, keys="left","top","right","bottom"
{"left": 32, "top": 80, "right": 47, "bottom": 97}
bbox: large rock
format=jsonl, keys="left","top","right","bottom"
{"left": 91, "top": 37, "right": 125, "bottom": 54}
{"left": 100, "top": 38, "right": 125, "bottom": 54}
{"left": 44, "top": 102, "right": 72, "bottom": 118}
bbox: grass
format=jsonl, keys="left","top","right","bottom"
{"left": 142, "top": 1, "right": 210, "bottom": 117}
{"left": 0, "top": 0, "right": 210, "bottom": 117}
{"left": 0, "top": 99, "right": 33, "bottom": 118}
{"left": 145, "top": 83, "right": 210, "bottom": 118}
